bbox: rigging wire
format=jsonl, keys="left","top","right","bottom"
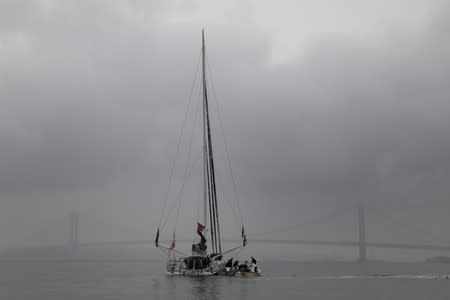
{"left": 157, "top": 49, "right": 202, "bottom": 231}
{"left": 160, "top": 86, "right": 203, "bottom": 231}
{"left": 232, "top": 245, "right": 245, "bottom": 261}
{"left": 205, "top": 54, "right": 244, "bottom": 227}
{"left": 173, "top": 88, "right": 203, "bottom": 232}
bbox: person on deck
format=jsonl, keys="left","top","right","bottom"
{"left": 239, "top": 260, "right": 250, "bottom": 272}
{"left": 249, "top": 256, "right": 258, "bottom": 272}
{"left": 192, "top": 223, "right": 207, "bottom": 255}
{"left": 197, "top": 223, "right": 206, "bottom": 248}
{"left": 225, "top": 258, "right": 233, "bottom": 268}
{"left": 233, "top": 260, "right": 239, "bottom": 271}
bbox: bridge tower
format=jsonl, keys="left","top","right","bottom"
{"left": 358, "top": 203, "right": 367, "bottom": 262}
{"left": 69, "top": 211, "right": 80, "bottom": 254}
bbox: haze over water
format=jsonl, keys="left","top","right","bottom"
{"left": 2, "top": 0, "right": 450, "bottom": 299}
{"left": 2, "top": 246, "right": 450, "bottom": 300}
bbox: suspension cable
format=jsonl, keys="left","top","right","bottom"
{"left": 368, "top": 207, "right": 450, "bottom": 245}
{"left": 247, "top": 207, "right": 350, "bottom": 236}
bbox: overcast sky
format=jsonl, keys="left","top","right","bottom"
{"left": 1, "top": 0, "right": 450, "bottom": 255}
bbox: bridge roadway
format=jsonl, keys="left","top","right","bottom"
{"left": 80, "top": 239, "right": 450, "bottom": 252}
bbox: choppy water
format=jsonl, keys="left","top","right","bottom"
{"left": 1, "top": 260, "right": 450, "bottom": 299}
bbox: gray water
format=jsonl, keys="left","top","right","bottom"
{"left": 1, "top": 259, "right": 450, "bottom": 299}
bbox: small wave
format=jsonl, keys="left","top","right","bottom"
{"left": 314, "top": 274, "right": 450, "bottom": 280}
{"left": 250, "top": 275, "right": 296, "bottom": 281}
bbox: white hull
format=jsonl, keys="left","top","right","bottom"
{"left": 166, "top": 258, "right": 262, "bottom": 277}
{"left": 166, "top": 257, "right": 221, "bottom": 277}
{"left": 166, "top": 270, "right": 215, "bottom": 276}
{"left": 233, "top": 271, "right": 262, "bottom": 277}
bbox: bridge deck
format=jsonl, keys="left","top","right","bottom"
{"left": 79, "top": 239, "right": 450, "bottom": 252}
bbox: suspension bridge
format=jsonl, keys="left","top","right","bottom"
{"left": 3, "top": 204, "right": 450, "bottom": 262}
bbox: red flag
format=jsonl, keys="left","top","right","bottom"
{"left": 197, "top": 222, "right": 205, "bottom": 232}
{"left": 170, "top": 232, "right": 175, "bottom": 250}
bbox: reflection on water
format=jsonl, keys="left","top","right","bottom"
{"left": 238, "top": 276, "right": 250, "bottom": 300}
{"left": 149, "top": 275, "right": 228, "bottom": 300}
{"left": 151, "top": 277, "right": 161, "bottom": 300}
{"left": 2, "top": 260, "right": 450, "bottom": 300}
{"left": 191, "top": 277, "right": 223, "bottom": 300}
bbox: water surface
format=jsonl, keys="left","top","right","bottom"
{"left": 1, "top": 259, "right": 450, "bottom": 299}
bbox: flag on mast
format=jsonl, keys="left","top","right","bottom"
{"left": 242, "top": 225, "right": 247, "bottom": 246}
{"left": 170, "top": 232, "right": 176, "bottom": 250}
{"left": 154, "top": 228, "right": 160, "bottom": 247}
{"left": 197, "top": 222, "right": 205, "bottom": 232}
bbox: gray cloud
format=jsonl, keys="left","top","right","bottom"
{"left": 1, "top": 0, "right": 449, "bottom": 252}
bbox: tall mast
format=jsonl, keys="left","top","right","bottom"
{"left": 202, "top": 29, "right": 208, "bottom": 235}
{"left": 202, "top": 29, "right": 221, "bottom": 253}
{"left": 202, "top": 29, "right": 216, "bottom": 253}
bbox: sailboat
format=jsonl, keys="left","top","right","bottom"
{"left": 154, "top": 30, "right": 261, "bottom": 277}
